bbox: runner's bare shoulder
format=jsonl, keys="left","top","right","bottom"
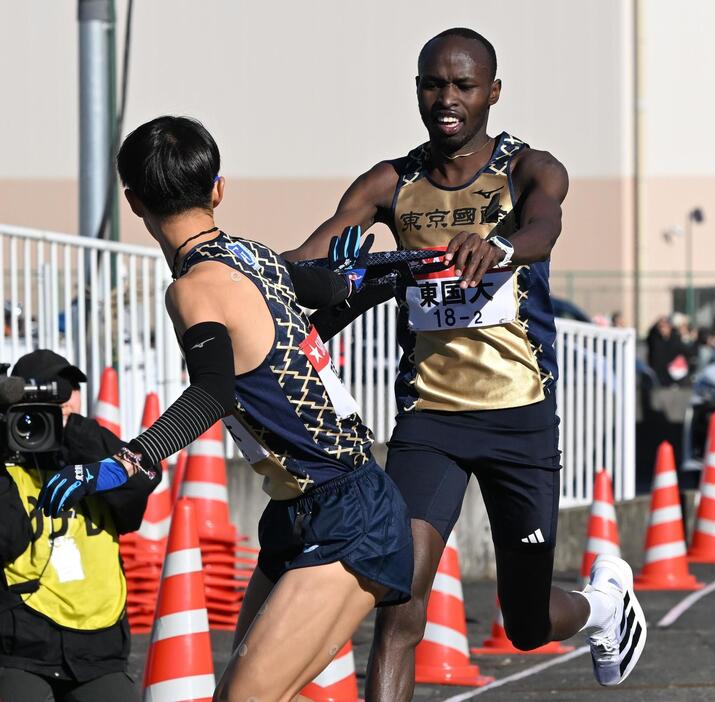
{"left": 348, "top": 158, "right": 405, "bottom": 211}
{"left": 165, "top": 262, "right": 231, "bottom": 332}
{"left": 511, "top": 148, "right": 569, "bottom": 200}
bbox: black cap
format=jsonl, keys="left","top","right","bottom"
{"left": 12, "top": 350, "right": 88, "bottom": 387}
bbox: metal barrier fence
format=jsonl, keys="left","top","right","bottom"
{"left": 1, "top": 224, "right": 635, "bottom": 506}
{"left": 0, "top": 224, "right": 183, "bottom": 436}
{"left": 554, "top": 319, "right": 636, "bottom": 504}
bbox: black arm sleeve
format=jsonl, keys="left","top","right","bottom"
{"left": 0, "top": 469, "right": 32, "bottom": 564}
{"left": 310, "top": 282, "right": 396, "bottom": 341}
{"left": 285, "top": 261, "right": 350, "bottom": 309}
{"left": 130, "top": 321, "right": 236, "bottom": 470}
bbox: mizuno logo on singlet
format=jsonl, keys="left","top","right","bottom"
{"left": 472, "top": 186, "right": 503, "bottom": 199}
{"left": 191, "top": 337, "right": 215, "bottom": 350}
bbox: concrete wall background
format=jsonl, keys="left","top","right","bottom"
{"left": 2, "top": 0, "right": 632, "bottom": 180}
{"left": 3, "top": 0, "right": 715, "bottom": 325}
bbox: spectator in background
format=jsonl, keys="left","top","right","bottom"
{"left": 3, "top": 302, "right": 21, "bottom": 337}
{"left": 672, "top": 312, "right": 698, "bottom": 374}
{"left": 611, "top": 311, "right": 625, "bottom": 328}
{"left": 672, "top": 312, "right": 696, "bottom": 346}
{"left": 0, "top": 350, "right": 159, "bottom": 702}
{"left": 695, "top": 328, "right": 715, "bottom": 375}
{"left": 2, "top": 304, "right": 26, "bottom": 351}
{"left": 646, "top": 315, "right": 689, "bottom": 385}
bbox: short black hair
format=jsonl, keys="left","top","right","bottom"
{"left": 117, "top": 116, "right": 220, "bottom": 217}
{"left": 418, "top": 28, "right": 497, "bottom": 81}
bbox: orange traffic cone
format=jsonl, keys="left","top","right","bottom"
{"left": 688, "top": 414, "right": 715, "bottom": 562}
{"left": 180, "top": 422, "right": 235, "bottom": 542}
{"left": 472, "top": 598, "right": 574, "bottom": 655}
{"left": 635, "top": 441, "right": 703, "bottom": 590}
{"left": 415, "top": 531, "right": 494, "bottom": 687}
{"left": 94, "top": 367, "right": 121, "bottom": 438}
{"left": 136, "top": 393, "right": 172, "bottom": 544}
{"left": 301, "top": 641, "right": 362, "bottom": 701}
{"left": 122, "top": 394, "right": 173, "bottom": 634}
{"left": 143, "top": 499, "right": 215, "bottom": 701}
{"left": 170, "top": 449, "right": 188, "bottom": 506}
{"left": 180, "top": 423, "right": 255, "bottom": 628}
{"left": 580, "top": 470, "right": 621, "bottom": 584}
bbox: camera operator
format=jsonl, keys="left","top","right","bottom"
{"left": 0, "top": 350, "right": 160, "bottom": 702}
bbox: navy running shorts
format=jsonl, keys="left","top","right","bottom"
{"left": 385, "top": 390, "right": 561, "bottom": 549}
{"left": 257, "top": 460, "right": 414, "bottom": 605}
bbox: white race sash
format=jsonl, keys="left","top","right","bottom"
{"left": 299, "top": 326, "right": 359, "bottom": 419}
{"left": 223, "top": 413, "right": 270, "bottom": 465}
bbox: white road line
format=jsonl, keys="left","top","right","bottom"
{"left": 438, "top": 646, "right": 590, "bottom": 701}
{"left": 657, "top": 579, "right": 715, "bottom": 628}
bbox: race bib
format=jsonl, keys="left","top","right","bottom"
{"left": 407, "top": 267, "right": 517, "bottom": 331}
{"left": 299, "top": 327, "right": 359, "bottom": 419}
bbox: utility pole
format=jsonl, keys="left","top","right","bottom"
{"left": 685, "top": 207, "right": 705, "bottom": 323}
{"left": 663, "top": 207, "right": 705, "bottom": 324}
{"left": 78, "top": 0, "right": 115, "bottom": 240}
{"left": 633, "top": 0, "right": 645, "bottom": 333}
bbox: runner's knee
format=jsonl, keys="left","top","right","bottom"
{"left": 496, "top": 546, "right": 554, "bottom": 651}
{"left": 499, "top": 579, "right": 552, "bottom": 650}
{"left": 502, "top": 614, "right": 550, "bottom": 651}
{"left": 375, "top": 593, "right": 430, "bottom": 647}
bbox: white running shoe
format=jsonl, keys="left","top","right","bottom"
{"left": 585, "top": 554, "right": 647, "bottom": 686}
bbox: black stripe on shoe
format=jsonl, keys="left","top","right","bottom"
{"left": 620, "top": 608, "right": 636, "bottom": 653}
{"left": 620, "top": 622, "right": 643, "bottom": 676}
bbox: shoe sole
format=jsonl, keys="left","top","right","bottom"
{"left": 591, "top": 554, "right": 647, "bottom": 686}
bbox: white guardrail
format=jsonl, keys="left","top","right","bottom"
{"left": 1, "top": 224, "right": 635, "bottom": 506}
{"left": 0, "top": 224, "right": 183, "bottom": 436}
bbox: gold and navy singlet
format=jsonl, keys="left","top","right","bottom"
{"left": 180, "top": 233, "right": 373, "bottom": 500}
{"left": 391, "top": 132, "right": 558, "bottom": 413}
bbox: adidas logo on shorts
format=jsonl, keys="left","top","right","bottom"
{"left": 521, "top": 528, "right": 545, "bottom": 544}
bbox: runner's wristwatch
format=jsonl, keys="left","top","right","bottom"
{"left": 488, "top": 235, "right": 514, "bottom": 267}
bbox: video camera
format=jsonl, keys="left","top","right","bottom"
{"left": 0, "top": 363, "right": 70, "bottom": 461}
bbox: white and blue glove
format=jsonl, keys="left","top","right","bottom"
{"left": 329, "top": 225, "right": 374, "bottom": 294}
{"left": 38, "top": 458, "right": 128, "bottom": 517}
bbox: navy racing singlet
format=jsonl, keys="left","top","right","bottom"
{"left": 179, "top": 232, "right": 373, "bottom": 500}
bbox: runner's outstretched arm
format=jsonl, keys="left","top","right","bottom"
{"left": 503, "top": 149, "right": 569, "bottom": 261}
{"left": 284, "top": 261, "right": 353, "bottom": 309}
{"left": 36, "top": 278, "right": 236, "bottom": 517}
{"left": 283, "top": 161, "right": 400, "bottom": 262}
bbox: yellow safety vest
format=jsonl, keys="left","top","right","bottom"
{"left": 3, "top": 465, "right": 127, "bottom": 630}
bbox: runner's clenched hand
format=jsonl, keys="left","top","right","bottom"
{"left": 444, "top": 232, "right": 504, "bottom": 289}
